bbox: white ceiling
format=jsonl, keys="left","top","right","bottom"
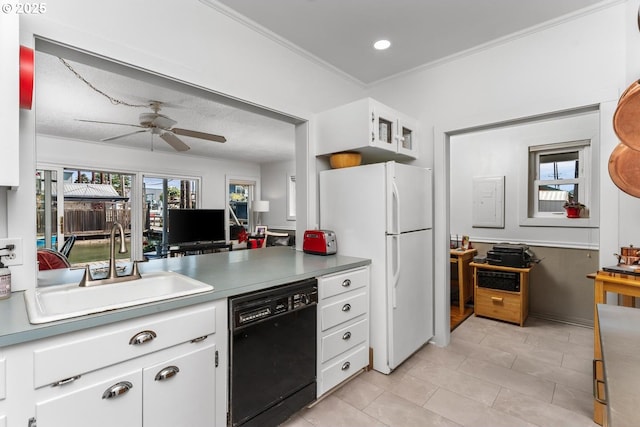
{"left": 36, "top": 0, "right": 607, "bottom": 163}
{"left": 211, "top": 0, "right": 606, "bottom": 84}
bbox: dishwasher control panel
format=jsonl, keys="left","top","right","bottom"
{"left": 231, "top": 279, "right": 318, "bottom": 328}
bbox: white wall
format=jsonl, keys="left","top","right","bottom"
{"left": 367, "top": 2, "right": 627, "bottom": 346}
{"left": 260, "top": 159, "right": 296, "bottom": 230}
{"left": 450, "top": 110, "right": 600, "bottom": 248}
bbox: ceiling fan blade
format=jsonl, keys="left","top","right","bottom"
{"left": 101, "top": 129, "right": 148, "bottom": 142}
{"left": 171, "top": 128, "right": 226, "bottom": 143}
{"left": 77, "top": 119, "right": 145, "bottom": 128}
{"left": 160, "top": 131, "right": 190, "bottom": 152}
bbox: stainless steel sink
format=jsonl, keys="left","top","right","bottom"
{"left": 24, "top": 271, "right": 213, "bottom": 324}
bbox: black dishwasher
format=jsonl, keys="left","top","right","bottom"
{"left": 229, "top": 278, "right": 318, "bottom": 427}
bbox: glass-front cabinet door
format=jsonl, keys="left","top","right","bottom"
{"left": 397, "top": 113, "right": 417, "bottom": 158}
{"left": 370, "top": 101, "right": 398, "bottom": 153}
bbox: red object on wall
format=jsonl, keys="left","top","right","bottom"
{"left": 19, "top": 45, "right": 34, "bottom": 110}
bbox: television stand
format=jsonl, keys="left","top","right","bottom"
{"left": 168, "top": 241, "right": 233, "bottom": 257}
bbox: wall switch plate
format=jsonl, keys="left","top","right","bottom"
{"left": 0, "top": 238, "right": 23, "bottom": 266}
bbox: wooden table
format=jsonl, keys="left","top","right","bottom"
{"left": 590, "top": 269, "right": 640, "bottom": 426}
{"left": 450, "top": 248, "right": 477, "bottom": 315}
{"left": 471, "top": 262, "right": 532, "bottom": 327}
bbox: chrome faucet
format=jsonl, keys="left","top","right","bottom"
{"left": 108, "top": 222, "right": 127, "bottom": 280}
{"left": 79, "top": 222, "right": 142, "bottom": 287}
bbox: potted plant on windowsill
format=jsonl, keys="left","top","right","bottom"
{"left": 563, "top": 199, "right": 585, "bottom": 218}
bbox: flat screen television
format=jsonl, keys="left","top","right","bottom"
{"left": 168, "top": 209, "right": 226, "bottom": 244}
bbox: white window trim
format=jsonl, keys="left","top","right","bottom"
{"left": 519, "top": 136, "right": 599, "bottom": 228}
{"left": 531, "top": 140, "right": 589, "bottom": 218}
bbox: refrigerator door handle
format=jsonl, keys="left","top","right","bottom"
{"left": 391, "top": 180, "right": 400, "bottom": 234}
{"left": 391, "top": 234, "right": 401, "bottom": 308}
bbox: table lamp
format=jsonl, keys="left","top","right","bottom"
{"left": 254, "top": 200, "right": 269, "bottom": 226}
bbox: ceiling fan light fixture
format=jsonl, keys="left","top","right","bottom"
{"left": 373, "top": 39, "right": 391, "bottom": 50}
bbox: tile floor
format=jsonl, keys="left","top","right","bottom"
{"left": 282, "top": 315, "right": 598, "bottom": 427}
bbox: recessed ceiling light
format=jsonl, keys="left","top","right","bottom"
{"left": 373, "top": 39, "right": 391, "bottom": 50}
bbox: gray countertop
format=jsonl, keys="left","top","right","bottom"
{"left": 0, "top": 247, "right": 370, "bottom": 347}
{"left": 597, "top": 304, "right": 640, "bottom": 427}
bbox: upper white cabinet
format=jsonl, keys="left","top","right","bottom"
{"left": 316, "top": 98, "right": 418, "bottom": 161}
{"left": 0, "top": 13, "right": 19, "bottom": 187}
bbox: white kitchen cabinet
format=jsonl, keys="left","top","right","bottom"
{"left": 316, "top": 98, "right": 418, "bottom": 161}
{"left": 0, "top": 357, "right": 5, "bottom": 427}
{"left": 2, "top": 299, "right": 227, "bottom": 427}
{"left": 142, "top": 343, "right": 216, "bottom": 427}
{"left": 0, "top": 12, "right": 20, "bottom": 187}
{"left": 35, "top": 368, "right": 143, "bottom": 427}
{"left": 34, "top": 342, "right": 217, "bottom": 427}
{"left": 316, "top": 266, "right": 370, "bottom": 397}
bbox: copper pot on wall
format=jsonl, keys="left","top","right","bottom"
{"left": 614, "top": 244, "right": 640, "bottom": 265}
{"left": 610, "top": 80, "right": 640, "bottom": 197}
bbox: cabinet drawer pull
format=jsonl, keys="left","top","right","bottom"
{"left": 342, "top": 303, "right": 351, "bottom": 312}
{"left": 52, "top": 375, "right": 81, "bottom": 387}
{"left": 129, "top": 330, "right": 157, "bottom": 345}
{"left": 490, "top": 296, "right": 503, "bottom": 303}
{"left": 342, "top": 331, "right": 352, "bottom": 340}
{"left": 593, "top": 359, "right": 607, "bottom": 405}
{"left": 102, "top": 381, "right": 133, "bottom": 399}
{"left": 342, "top": 279, "right": 351, "bottom": 288}
{"left": 191, "top": 335, "right": 208, "bottom": 343}
{"left": 341, "top": 361, "right": 351, "bottom": 371}
{"left": 155, "top": 365, "right": 180, "bottom": 382}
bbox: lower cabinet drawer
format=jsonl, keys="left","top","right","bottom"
{"left": 33, "top": 303, "right": 217, "bottom": 388}
{"left": 319, "top": 345, "right": 368, "bottom": 396}
{"left": 321, "top": 319, "right": 367, "bottom": 363}
{"left": 321, "top": 292, "right": 367, "bottom": 331}
{"left": 319, "top": 268, "right": 368, "bottom": 300}
{"left": 475, "top": 288, "right": 521, "bottom": 324}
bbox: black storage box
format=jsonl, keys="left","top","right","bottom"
{"left": 486, "top": 244, "right": 532, "bottom": 268}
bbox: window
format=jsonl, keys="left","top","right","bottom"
{"left": 37, "top": 167, "right": 134, "bottom": 266}
{"left": 36, "top": 167, "right": 201, "bottom": 267}
{"left": 528, "top": 140, "right": 590, "bottom": 219}
{"left": 142, "top": 176, "right": 200, "bottom": 257}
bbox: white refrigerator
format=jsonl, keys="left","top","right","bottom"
{"left": 320, "top": 161, "right": 433, "bottom": 374}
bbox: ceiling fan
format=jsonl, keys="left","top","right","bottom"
{"left": 78, "top": 101, "right": 226, "bottom": 152}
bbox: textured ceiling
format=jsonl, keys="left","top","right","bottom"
{"left": 35, "top": 50, "right": 297, "bottom": 164}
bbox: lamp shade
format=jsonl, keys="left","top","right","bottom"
{"left": 253, "top": 200, "right": 270, "bottom": 212}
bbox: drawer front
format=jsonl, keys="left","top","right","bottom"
{"left": 321, "top": 319, "right": 368, "bottom": 363}
{"left": 36, "top": 368, "right": 143, "bottom": 427}
{"left": 475, "top": 288, "right": 521, "bottom": 324}
{"left": 321, "top": 292, "right": 367, "bottom": 332}
{"left": 319, "top": 345, "right": 368, "bottom": 396}
{"left": 34, "top": 302, "right": 218, "bottom": 388}
{"left": 319, "top": 268, "right": 368, "bottom": 300}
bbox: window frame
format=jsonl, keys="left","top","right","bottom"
{"left": 36, "top": 161, "right": 203, "bottom": 265}
{"left": 520, "top": 138, "right": 598, "bottom": 228}
{"left": 531, "top": 140, "right": 588, "bottom": 218}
